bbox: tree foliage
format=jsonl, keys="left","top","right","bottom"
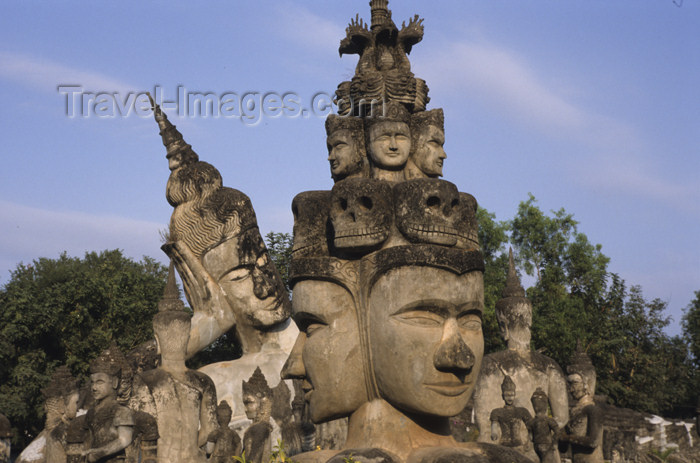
{"left": 0, "top": 250, "right": 168, "bottom": 449}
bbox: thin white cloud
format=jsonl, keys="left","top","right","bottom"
{"left": 271, "top": 3, "right": 345, "bottom": 55}
{"left": 0, "top": 200, "right": 166, "bottom": 283}
{"left": 0, "top": 51, "right": 136, "bottom": 95}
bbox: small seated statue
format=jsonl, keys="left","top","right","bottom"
{"left": 527, "top": 388, "right": 559, "bottom": 463}
{"left": 81, "top": 343, "right": 136, "bottom": 463}
{"left": 558, "top": 373, "right": 603, "bottom": 463}
{"left": 241, "top": 367, "right": 273, "bottom": 463}
{"left": 489, "top": 376, "right": 534, "bottom": 460}
{"left": 206, "top": 401, "right": 241, "bottom": 463}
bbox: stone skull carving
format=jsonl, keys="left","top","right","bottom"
{"left": 394, "top": 178, "right": 465, "bottom": 246}
{"left": 291, "top": 190, "right": 332, "bottom": 258}
{"left": 330, "top": 177, "right": 392, "bottom": 252}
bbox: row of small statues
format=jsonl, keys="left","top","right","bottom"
{"left": 16, "top": 269, "right": 311, "bottom": 463}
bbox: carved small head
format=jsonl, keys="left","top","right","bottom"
{"left": 530, "top": 387, "right": 549, "bottom": 415}
{"left": 501, "top": 376, "right": 516, "bottom": 405}
{"left": 365, "top": 102, "right": 412, "bottom": 171}
{"left": 330, "top": 178, "right": 392, "bottom": 253}
{"left": 216, "top": 401, "right": 233, "bottom": 427}
{"left": 394, "top": 179, "right": 463, "bottom": 246}
{"left": 410, "top": 109, "right": 446, "bottom": 178}
{"left": 89, "top": 343, "right": 127, "bottom": 403}
{"left": 566, "top": 373, "right": 588, "bottom": 401}
{"left": 242, "top": 367, "right": 273, "bottom": 422}
{"left": 326, "top": 115, "right": 367, "bottom": 182}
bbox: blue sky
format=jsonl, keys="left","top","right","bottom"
{"left": 0, "top": 1, "right": 697, "bottom": 335}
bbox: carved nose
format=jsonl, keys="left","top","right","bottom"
{"left": 433, "top": 321, "right": 475, "bottom": 375}
{"left": 389, "top": 137, "right": 398, "bottom": 150}
{"left": 281, "top": 335, "right": 306, "bottom": 380}
{"left": 252, "top": 267, "right": 275, "bottom": 299}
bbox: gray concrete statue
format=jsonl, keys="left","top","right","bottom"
{"left": 79, "top": 343, "right": 136, "bottom": 463}
{"left": 241, "top": 367, "right": 273, "bottom": 463}
{"left": 405, "top": 109, "right": 446, "bottom": 180}
{"left": 206, "top": 401, "right": 241, "bottom": 463}
{"left": 474, "top": 249, "right": 569, "bottom": 447}
{"left": 489, "top": 376, "right": 534, "bottom": 459}
{"left": 527, "top": 388, "right": 559, "bottom": 463}
{"left": 559, "top": 347, "right": 604, "bottom": 463}
{"left": 15, "top": 366, "right": 80, "bottom": 463}
{"left": 131, "top": 263, "right": 218, "bottom": 463}
{"left": 150, "top": 98, "right": 297, "bottom": 426}
{"left": 0, "top": 413, "right": 10, "bottom": 463}
{"left": 326, "top": 114, "right": 368, "bottom": 182}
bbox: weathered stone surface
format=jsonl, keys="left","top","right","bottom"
{"left": 474, "top": 250, "right": 568, "bottom": 449}
{"left": 206, "top": 401, "right": 241, "bottom": 463}
{"left": 405, "top": 109, "right": 446, "bottom": 180}
{"left": 528, "top": 388, "right": 559, "bottom": 463}
{"left": 241, "top": 367, "right": 273, "bottom": 463}
{"left": 326, "top": 115, "right": 368, "bottom": 182}
{"left": 151, "top": 97, "right": 298, "bottom": 430}
{"left": 365, "top": 103, "right": 412, "bottom": 182}
{"left": 130, "top": 265, "right": 217, "bottom": 463}
{"left": 559, "top": 373, "right": 604, "bottom": 463}
{"left": 488, "top": 376, "right": 535, "bottom": 460}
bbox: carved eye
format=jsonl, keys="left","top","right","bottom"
{"left": 359, "top": 196, "right": 373, "bottom": 211}
{"left": 340, "top": 197, "right": 348, "bottom": 211}
{"left": 427, "top": 196, "right": 441, "bottom": 208}
{"left": 451, "top": 198, "right": 459, "bottom": 209}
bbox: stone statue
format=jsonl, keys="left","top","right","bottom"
{"left": 206, "top": 401, "right": 241, "bottom": 463}
{"left": 326, "top": 114, "right": 368, "bottom": 182}
{"left": 79, "top": 343, "right": 136, "bottom": 463}
{"left": 527, "top": 388, "right": 559, "bottom": 463}
{"left": 474, "top": 249, "right": 569, "bottom": 445}
{"left": 405, "top": 109, "right": 446, "bottom": 180}
{"left": 489, "top": 376, "right": 534, "bottom": 459}
{"left": 558, "top": 347, "right": 603, "bottom": 463}
{"left": 150, "top": 97, "right": 297, "bottom": 425}
{"left": 15, "top": 366, "right": 80, "bottom": 463}
{"left": 0, "top": 413, "right": 10, "bottom": 463}
{"left": 241, "top": 367, "right": 273, "bottom": 463}
{"left": 365, "top": 102, "right": 412, "bottom": 182}
{"left": 131, "top": 263, "right": 218, "bottom": 463}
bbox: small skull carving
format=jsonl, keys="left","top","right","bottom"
{"left": 330, "top": 178, "right": 392, "bottom": 252}
{"left": 455, "top": 192, "right": 480, "bottom": 251}
{"left": 394, "top": 178, "right": 466, "bottom": 246}
{"left": 292, "top": 190, "right": 332, "bottom": 258}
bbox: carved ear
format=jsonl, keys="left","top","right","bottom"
{"left": 111, "top": 376, "right": 120, "bottom": 390}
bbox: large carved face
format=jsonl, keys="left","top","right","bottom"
{"left": 285, "top": 280, "right": 367, "bottom": 423}
{"left": 330, "top": 178, "right": 392, "bottom": 252}
{"left": 394, "top": 179, "right": 461, "bottom": 246}
{"left": 203, "top": 227, "right": 290, "bottom": 328}
{"left": 327, "top": 129, "right": 362, "bottom": 181}
{"left": 368, "top": 267, "right": 484, "bottom": 417}
{"left": 412, "top": 125, "right": 446, "bottom": 177}
{"left": 368, "top": 121, "right": 411, "bottom": 169}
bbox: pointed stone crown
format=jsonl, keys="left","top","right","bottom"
{"left": 148, "top": 93, "right": 198, "bottom": 163}
{"left": 502, "top": 248, "right": 526, "bottom": 298}
{"left": 531, "top": 387, "right": 547, "bottom": 401}
{"left": 410, "top": 108, "right": 444, "bottom": 131}
{"left": 242, "top": 366, "right": 272, "bottom": 398}
{"left": 42, "top": 365, "right": 79, "bottom": 399}
{"left": 501, "top": 375, "right": 516, "bottom": 393}
{"left": 158, "top": 261, "right": 185, "bottom": 313}
{"left": 90, "top": 341, "right": 128, "bottom": 377}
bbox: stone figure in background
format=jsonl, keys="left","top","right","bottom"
{"left": 241, "top": 367, "right": 273, "bottom": 463}
{"left": 271, "top": 381, "right": 305, "bottom": 456}
{"left": 527, "top": 388, "right": 559, "bottom": 463}
{"left": 131, "top": 263, "right": 218, "bottom": 463}
{"left": 80, "top": 343, "right": 135, "bottom": 463}
{"left": 150, "top": 97, "right": 297, "bottom": 424}
{"left": 559, "top": 373, "right": 603, "bottom": 463}
{"left": 365, "top": 102, "right": 412, "bottom": 182}
{"left": 610, "top": 445, "right": 624, "bottom": 463}
{"left": 405, "top": 109, "right": 446, "bottom": 179}
{"left": 206, "top": 401, "right": 241, "bottom": 463}
{"left": 0, "top": 413, "right": 10, "bottom": 463}
{"left": 15, "top": 366, "right": 81, "bottom": 463}
{"left": 326, "top": 114, "right": 368, "bottom": 182}
{"left": 474, "top": 249, "right": 569, "bottom": 445}
{"left": 489, "top": 376, "right": 533, "bottom": 459}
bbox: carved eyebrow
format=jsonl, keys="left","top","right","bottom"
{"left": 292, "top": 311, "right": 327, "bottom": 330}
{"left": 457, "top": 301, "right": 483, "bottom": 315}
{"left": 391, "top": 299, "right": 452, "bottom": 318}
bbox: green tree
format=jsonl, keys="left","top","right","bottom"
{"left": 0, "top": 250, "right": 168, "bottom": 449}
{"left": 265, "top": 232, "right": 293, "bottom": 292}
{"left": 682, "top": 291, "right": 700, "bottom": 368}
